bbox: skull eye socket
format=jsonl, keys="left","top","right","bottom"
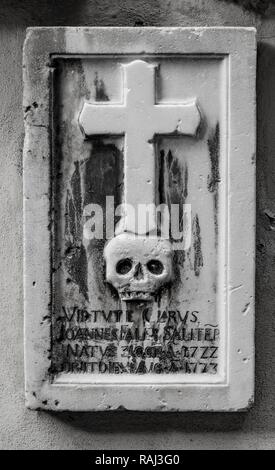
{"left": 116, "top": 258, "right": 133, "bottom": 275}
{"left": 147, "top": 259, "right": 164, "bottom": 275}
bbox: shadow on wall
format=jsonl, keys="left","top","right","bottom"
{"left": 223, "top": 0, "right": 272, "bottom": 14}
{"left": 0, "top": 0, "right": 166, "bottom": 27}
{"left": 36, "top": 42, "right": 275, "bottom": 435}
{"left": 0, "top": 0, "right": 91, "bottom": 26}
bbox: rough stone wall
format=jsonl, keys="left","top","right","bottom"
{"left": 0, "top": 0, "right": 274, "bottom": 449}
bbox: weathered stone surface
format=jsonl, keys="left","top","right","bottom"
{"left": 23, "top": 27, "right": 255, "bottom": 412}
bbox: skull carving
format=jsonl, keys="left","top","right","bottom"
{"left": 104, "top": 233, "right": 173, "bottom": 301}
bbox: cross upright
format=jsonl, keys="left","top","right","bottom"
{"left": 79, "top": 60, "right": 201, "bottom": 234}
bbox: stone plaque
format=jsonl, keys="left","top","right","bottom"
{"left": 24, "top": 27, "right": 256, "bottom": 411}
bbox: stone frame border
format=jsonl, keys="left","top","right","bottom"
{"left": 23, "top": 27, "right": 256, "bottom": 411}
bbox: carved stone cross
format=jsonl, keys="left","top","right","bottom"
{"left": 79, "top": 59, "right": 201, "bottom": 234}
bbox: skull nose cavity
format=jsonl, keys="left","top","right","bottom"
{"left": 134, "top": 262, "right": 144, "bottom": 280}
{"left": 116, "top": 258, "right": 133, "bottom": 275}
{"left": 147, "top": 259, "right": 164, "bottom": 275}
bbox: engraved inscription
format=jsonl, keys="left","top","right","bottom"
{"left": 52, "top": 306, "right": 219, "bottom": 375}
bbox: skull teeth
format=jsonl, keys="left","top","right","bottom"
{"left": 119, "top": 291, "right": 153, "bottom": 301}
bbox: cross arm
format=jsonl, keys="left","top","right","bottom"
{"left": 153, "top": 99, "right": 201, "bottom": 137}
{"left": 79, "top": 102, "right": 126, "bottom": 136}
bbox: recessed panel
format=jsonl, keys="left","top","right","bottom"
{"left": 51, "top": 56, "right": 226, "bottom": 383}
